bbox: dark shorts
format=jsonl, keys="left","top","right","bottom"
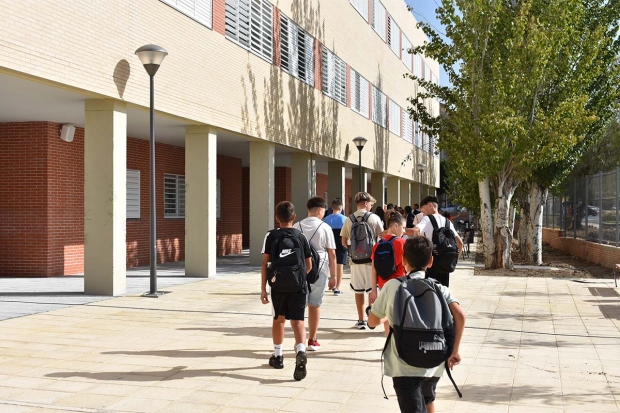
{"left": 426, "top": 271, "right": 449, "bottom": 287}
{"left": 271, "top": 291, "right": 306, "bottom": 321}
{"left": 392, "top": 376, "right": 440, "bottom": 412}
{"left": 336, "top": 249, "right": 348, "bottom": 265}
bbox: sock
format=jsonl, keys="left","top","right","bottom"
{"left": 296, "top": 343, "right": 306, "bottom": 353}
{"left": 274, "top": 344, "right": 283, "bottom": 357}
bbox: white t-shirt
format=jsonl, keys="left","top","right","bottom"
{"left": 416, "top": 213, "right": 459, "bottom": 241}
{"left": 295, "top": 217, "right": 336, "bottom": 276}
{"left": 371, "top": 271, "right": 458, "bottom": 377}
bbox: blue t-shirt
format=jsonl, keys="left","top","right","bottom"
{"left": 324, "top": 213, "right": 347, "bottom": 229}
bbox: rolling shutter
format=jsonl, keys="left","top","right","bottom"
{"left": 350, "top": 68, "right": 369, "bottom": 118}
{"left": 414, "top": 54, "right": 422, "bottom": 79}
{"left": 414, "top": 121, "right": 422, "bottom": 147}
{"left": 389, "top": 100, "right": 401, "bottom": 137}
{"left": 372, "top": 0, "right": 387, "bottom": 42}
{"left": 225, "top": 0, "right": 272, "bottom": 62}
{"left": 388, "top": 16, "right": 400, "bottom": 56}
{"left": 402, "top": 36, "right": 412, "bottom": 72}
{"left": 402, "top": 108, "right": 413, "bottom": 143}
{"left": 280, "top": 15, "right": 314, "bottom": 86}
{"left": 322, "top": 47, "right": 347, "bottom": 105}
{"left": 372, "top": 86, "right": 387, "bottom": 128}
{"left": 126, "top": 170, "right": 140, "bottom": 219}
{"left": 350, "top": 0, "right": 369, "bottom": 22}
{"left": 161, "top": 0, "right": 213, "bottom": 28}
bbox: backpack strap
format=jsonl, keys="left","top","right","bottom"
{"left": 349, "top": 214, "right": 357, "bottom": 223}
{"left": 308, "top": 222, "right": 323, "bottom": 243}
{"left": 380, "top": 327, "right": 393, "bottom": 400}
{"left": 445, "top": 361, "right": 463, "bottom": 398}
{"left": 444, "top": 217, "right": 451, "bottom": 230}
{"left": 428, "top": 214, "right": 440, "bottom": 230}
{"left": 361, "top": 212, "right": 371, "bottom": 222}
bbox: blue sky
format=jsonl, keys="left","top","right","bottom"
{"left": 404, "top": 0, "right": 451, "bottom": 87}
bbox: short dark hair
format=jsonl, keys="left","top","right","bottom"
{"left": 420, "top": 196, "right": 439, "bottom": 207}
{"left": 332, "top": 198, "right": 343, "bottom": 209}
{"left": 386, "top": 203, "right": 395, "bottom": 210}
{"left": 413, "top": 203, "right": 419, "bottom": 209}
{"left": 405, "top": 205, "right": 412, "bottom": 214}
{"left": 403, "top": 236, "right": 433, "bottom": 270}
{"left": 386, "top": 210, "right": 405, "bottom": 227}
{"left": 307, "top": 196, "right": 327, "bottom": 210}
{"left": 276, "top": 201, "right": 295, "bottom": 223}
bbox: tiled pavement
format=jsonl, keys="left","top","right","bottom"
{"left": 0, "top": 259, "right": 620, "bottom": 412}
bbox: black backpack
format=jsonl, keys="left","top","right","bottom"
{"left": 267, "top": 229, "right": 307, "bottom": 292}
{"left": 295, "top": 222, "right": 324, "bottom": 285}
{"left": 373, "top": 236, "right": 398, "bottom": 280}
{"left": 381, "top": 275, "right": 462, "bottom": 398}
{"left": 427, "top": 215, "right": 459, "bottom": 275}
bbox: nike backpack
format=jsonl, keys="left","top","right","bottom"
{"left": 349, "top": 212, "right": 375, "bottom": 264}
{"left": 426, "top": 215, "right": 459, "bottom": 275}
{"left": 382, "top": 275, "right": 462, "bottom": 398}
{"left": 267, "top": 229, "right": 307, "bottom": 293}
{"left": 296, "top": 223, "right": 324, "bottom": 286}
{"left": 373, "top": 237, "right": 397, "bottom": 280}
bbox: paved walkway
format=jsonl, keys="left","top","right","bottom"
{"left": 1, "top": 264, "right": 620, "bottom": 412}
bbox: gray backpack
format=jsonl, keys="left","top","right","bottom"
{"left": 348, "top": 212, "right": 375, "bottom": 264}
{"left": 381, "top": 274, "right": 462, "bottom": 398}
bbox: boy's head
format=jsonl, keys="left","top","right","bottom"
{"left": 386, "top": 203, "right": 395, "bottom": 211}
{"left": 413, "top": 203, "right": 420, "bottom": 210}
{"left": 331, "top": 198, "right": 343, "bottom": 212}
{"left": 386, "top": 210, "right": 406, "bottom": 235}
{"left": 307, "top": 196, "right": 327, "bottom": 219}
{"left": 275, "top": 201, "right": 296, "bottom": 226}
{"left": 403, "top": 236, "right": 433, "bottom": 272}
{"left": 405, "top": 205, "right": 412, "bottom": 215}
{"left": 420, "top": 196, "right": 439, "bottom": 214}
{"left": 354, "top": 192, "right": 376, "bottom": 209}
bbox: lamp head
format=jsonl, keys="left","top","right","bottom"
{"left": 353, "top": 136, "right": 367, "bottom": 151}
{"left": 417, "top": 163, "right": 427, "bottom": 173}
{"left": 135, "top": 44, "right": 168, "bottom": 76}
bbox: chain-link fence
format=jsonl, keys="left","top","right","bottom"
{"left": 545, "top": 168, "right": 620, "bottom": 245}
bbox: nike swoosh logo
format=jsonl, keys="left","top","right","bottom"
{"left": 279, "top": 251, "right": 295, "bottom": 258}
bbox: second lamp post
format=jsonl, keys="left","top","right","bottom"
{"left": 353, "top": 137, "right": 367, "bottom": 192}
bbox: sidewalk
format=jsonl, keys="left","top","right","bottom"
{"left": 0, "top": 264, "right": 620, "bottom": 412}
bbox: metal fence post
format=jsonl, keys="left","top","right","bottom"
{"left": 599, "top": 171, "right": 603, "bottom": 244}
{"left": 616, "top": 167, "right": 619, "bottom": 247}
{"left": 560, "top": 185, "right": 564, "bottom": 236}
{"left": 574, "top": 177, "right": 577, "bottom": 239}
{"left": 585, "top": 175, "right": 589, "bottom": 240}
{"left": 552, "top": 195, "right": 555, "bottom": 229}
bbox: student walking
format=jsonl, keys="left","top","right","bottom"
{"left": 368, "top": 236, "right": 466, "bottom": 413}
{"left": 323, "top": 198, "right": 348, "bottom": 295}
{"left": 295, "top": 197, "right": 337, "bottom": 351}
{"left": 369, "top": 210, "right": 407, "bottom": 335}
{"left": 340, "top": 192, "right": 384, "bottom": 329}
{"left": 260, "top": 201, "right": 312, "bottom": 380}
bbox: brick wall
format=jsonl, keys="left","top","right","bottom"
{"left": 242, "top": 167, "right": 250, "bottom": 249}
{"left": 543, "top": 227, "right": 620, "bottom": 270}
{"left": 316, "top": 173, "right": 328, "bottom": 200}
{"left": 216, "top": 155, "right": 243, "bottom": 256}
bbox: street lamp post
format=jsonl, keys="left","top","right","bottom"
{"left": 352, "top": 137, "right": 367, "bottom": 192}
{"left": 135, "top": 44, "right": 168, "bottom": 297}
{"left": 417, "top": 163, "right": 427, "bottom": 204}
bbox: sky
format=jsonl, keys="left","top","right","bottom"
{"left": 404, "top": 0, "right": 451, "bottom": 87}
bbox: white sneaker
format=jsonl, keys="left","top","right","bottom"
{"left": 355, "top": 320, "right": 367, "bottom": 330}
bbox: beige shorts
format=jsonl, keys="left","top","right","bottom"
{"left": 350, "top": 263, "right": 372, "bottom": 294}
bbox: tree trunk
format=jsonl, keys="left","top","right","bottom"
{"left": 492, "top": 175, "right": 515, "bottom": 269}
{"left": 517, "top": 193, "right": 530, "bottom": 260}
{"left": 508, "top": 203, "right": 516, "bottom": 240}
{"left": 525, "top": 182, "right": 548, "bottom": 265}
{"left": 478, "top": 177, "right": 495, "bottom": 269}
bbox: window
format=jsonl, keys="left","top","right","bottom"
{"left": 388, "top": 16, "right": 400, "bottom": 57}
{"left": 425, "top": 64, "right": 432, "bottom": 82}
{"left": 161, "top": 0, "right": 213, "bottom": 28}
{"left": 350, "top": 0, "right": 369, "bottom": 22}
{"left": 414, "top": 121, "right": 422, "bottom": 147}
{"left": 321, "top": 47, "right": 347, "bottom": 105}
{"left": 350, "top": 68, "right": 370, "bottom": 118}
{"left": 414, "top": 54, "right": 423, "bottom": 79}
{"left": 372, "top": 86, "right": 387, "bottom": 128}
{"left": 402, "top": 108, "right": 413, "bottom": 143}
{"left": 423, "top": 132, "right": 430, "bottom": 153}
{"left": 164, "top": 174, "right": 186, "bottom": 218}
{"left": 280, "top": 15, "right": 314, "bottom": 86}
{"left": 225, "top": 0, "right": 273, "bottom": 62}
{"left": 372, "top": 0, "right": 387, "bottom": 42}
{"left": 402, "top": 36, "right": 413, "bottom": 72}
{"left": 389, "top": 99, "right": 401, "bottom": 137}
{"left": 127, "top": 170, "right": 140, "bottom": 219}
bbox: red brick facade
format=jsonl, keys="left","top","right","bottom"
{"left": 0, "top": 122, "right": 243, "bottom": 277}
{"left": 543, "top": 227, "right": 620, "bottom": 270}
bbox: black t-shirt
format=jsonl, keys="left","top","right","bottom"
{"left": 261, "top": 227, "right": 312, "bottom": 260}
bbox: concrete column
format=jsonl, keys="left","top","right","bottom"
{"left": 84, "top": 100, "right": 127, "bottom": 296}
{"left": 371, "top": 173, "right": 386, "bottom": 207}
{"left": 387, "top": 177, "right": 401, "bottom": 206}
{"left": 291, "top": 152, "right": 316, "bottom": 213}
{"left": 185, "top": 126, "right": 217, "bottom": 278}
{"left": 351, "top": 167, "right": 367, "bottom": 193}
{"left": 411, "top": 182, "right": 422, "bottom": 206}
{"left": 249, "top": 141, "right": 275, "bottom": 265}
{"left": 400, "top": 180, "right": 412, "bottom": 207}
{"left": 327, "top": 161, "right": 345, "bottom": 204}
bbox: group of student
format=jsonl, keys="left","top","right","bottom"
{"left": 259, "top": 192, "right": 466, "bottom": 413}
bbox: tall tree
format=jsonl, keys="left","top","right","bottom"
{"left": 408, "top": 0, "right": 619, "bottom": 269}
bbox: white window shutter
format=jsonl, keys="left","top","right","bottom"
{"left": 335, "top": 57, "right": 347, "bottom": 105}
{"left": 194, "top": 0, "right": 212, "bottom": 27}
{"left": 389, "top": 100, "right": 401, "bottom": 137}
{"left": 359, "top": 75, "right": 370, "bottom": 118}
{"left": 280, "top": 15, "right": 290, "bottom": 72}
{"left": 372, "top": 0, "right": 387, "bottom": 42}
{"left": 250, "top": 0, "right": 272, "bottom": 62}
{"left": 304, "top": 33, "right": 314, "bottom": 86}
{"left": 126, "top": 170, "right": 140, "bottom": 219}
{"left": 372, "top": 86, "right": 386, "bottom": 127}
{"left": 414, "top": 121, "right": 422, "bottom": 147}
{"left": 402, "top": 36, "right": 412, "bottom": 72}
{"left": 237, "top": 0, "right": 251, "bottom": 48}
{"left": 225, "top": 0, "right": 240, "bottom": 42}
{"left": 351, "top": 0, "right": 369, "bottom": 22}
{"left": 388, "top": 17, "right": 400, "bottom": 56}
{"left": 402, "top": 108, "right": 413, "bottom": 143}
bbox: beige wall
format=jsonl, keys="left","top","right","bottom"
{"left": 0, "top": 0, "right": 439, "bottom": 185}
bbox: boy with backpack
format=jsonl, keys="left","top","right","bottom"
{"left": 369, "top": 210, "right": 407, "bottom": 335}
{"left": 323, "top": 198, "right": 348, "bottom": 295}
{"left": 260, "top": 201, "right": 312, "bottom": 381}
{"left": 340, "top": 192, "right": 384, "bottom": 329}
{"left": 368, "top": 236, "right": 466, "bottom": 413}
{"left": 295, "top": 197, "right": 337, "bottom": 351}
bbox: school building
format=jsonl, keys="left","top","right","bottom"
{"left": 0, "top": 0, "right": 440, "bottom": 294}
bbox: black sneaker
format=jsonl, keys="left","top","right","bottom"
{"left": 269, "top": 354, "right": 283, "bottom": 369}
{"left": 293, "top": 351, "right": 307, "bottom": 381}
